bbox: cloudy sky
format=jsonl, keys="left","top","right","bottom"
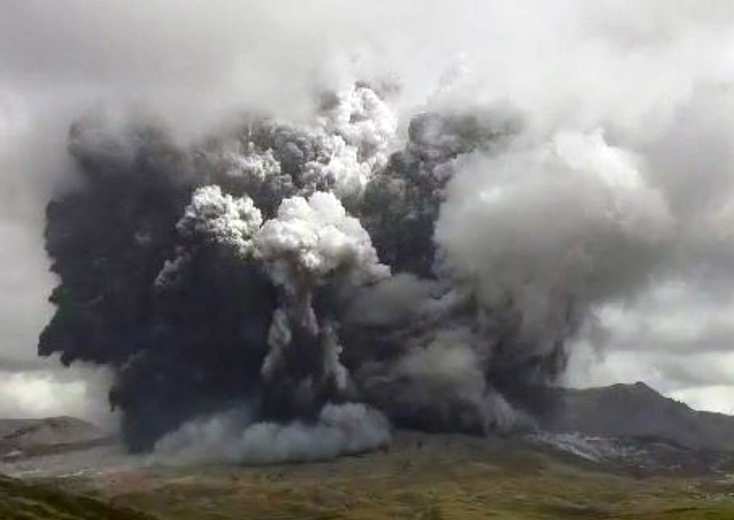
{"left": 3, "top": 0, "right": 734, "bottom": 423}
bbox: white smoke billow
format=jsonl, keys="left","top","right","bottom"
{"left": 0, "top": 0, "right": 732, "bottom": 462}
{"left": 436, "top": 130, "right": 673, "bottom": 357}
{"left": 153, "top": 403, "right": 390, "bottom": 466}
{"left": 178, "top": 185, "right": 263, "bottom": 257}
{"left": 255, "top": 191, "right": 389, "bottom": 418}
{"left": 256, "top": 191, "right": 389, "bottom": 288}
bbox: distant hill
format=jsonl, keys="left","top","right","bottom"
{"left": 537, "top": 382, "right": 734, "bottom": 452}
{"left": 0, "top": 416, "right": 113, "bottom": 459}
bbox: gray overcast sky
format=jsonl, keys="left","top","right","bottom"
{"left": 3, "top": 0, "right": 734, "bottom": 421}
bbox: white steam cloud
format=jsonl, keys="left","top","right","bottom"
{"left": 153, "top": 403, "right": 390, "bottom": 466}
{"left": 436, "top": 130, "right": 673, "bottom": 357}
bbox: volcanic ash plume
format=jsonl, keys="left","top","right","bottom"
{"left": 39, "top": 83, "right": 677, "bottom": 461}
{"left": 256, "top": 190, "right": 389, "bottom": 420}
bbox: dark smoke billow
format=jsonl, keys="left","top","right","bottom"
{"left": 39, "top": 83, "right": 672, "bottom": 461}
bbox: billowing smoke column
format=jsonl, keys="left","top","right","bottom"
{"left": 39, "top": 83, "right": 672, "bottom": 461}
{"left": 256, "top": 191, "right": 389, "bottom": 420}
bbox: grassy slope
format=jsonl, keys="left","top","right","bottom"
{"left": 0, "top": 474, "right": 157, "bottom": 520}
{"left": 40, "top": 434, "right": 734, "bottom": 520}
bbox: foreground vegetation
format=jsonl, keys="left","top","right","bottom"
{"left": 6, "top": 434, "right": 734, "bottom": 519}
{"left": 0, "top": 474, "right": 155, "bottom": 520}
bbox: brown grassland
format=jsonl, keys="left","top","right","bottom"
{"left": 3, "top": 433, "right": 734, "bottom": 519}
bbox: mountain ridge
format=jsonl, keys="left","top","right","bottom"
{"left": 535, "top": 381, "right": 734, "bottom": 452}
